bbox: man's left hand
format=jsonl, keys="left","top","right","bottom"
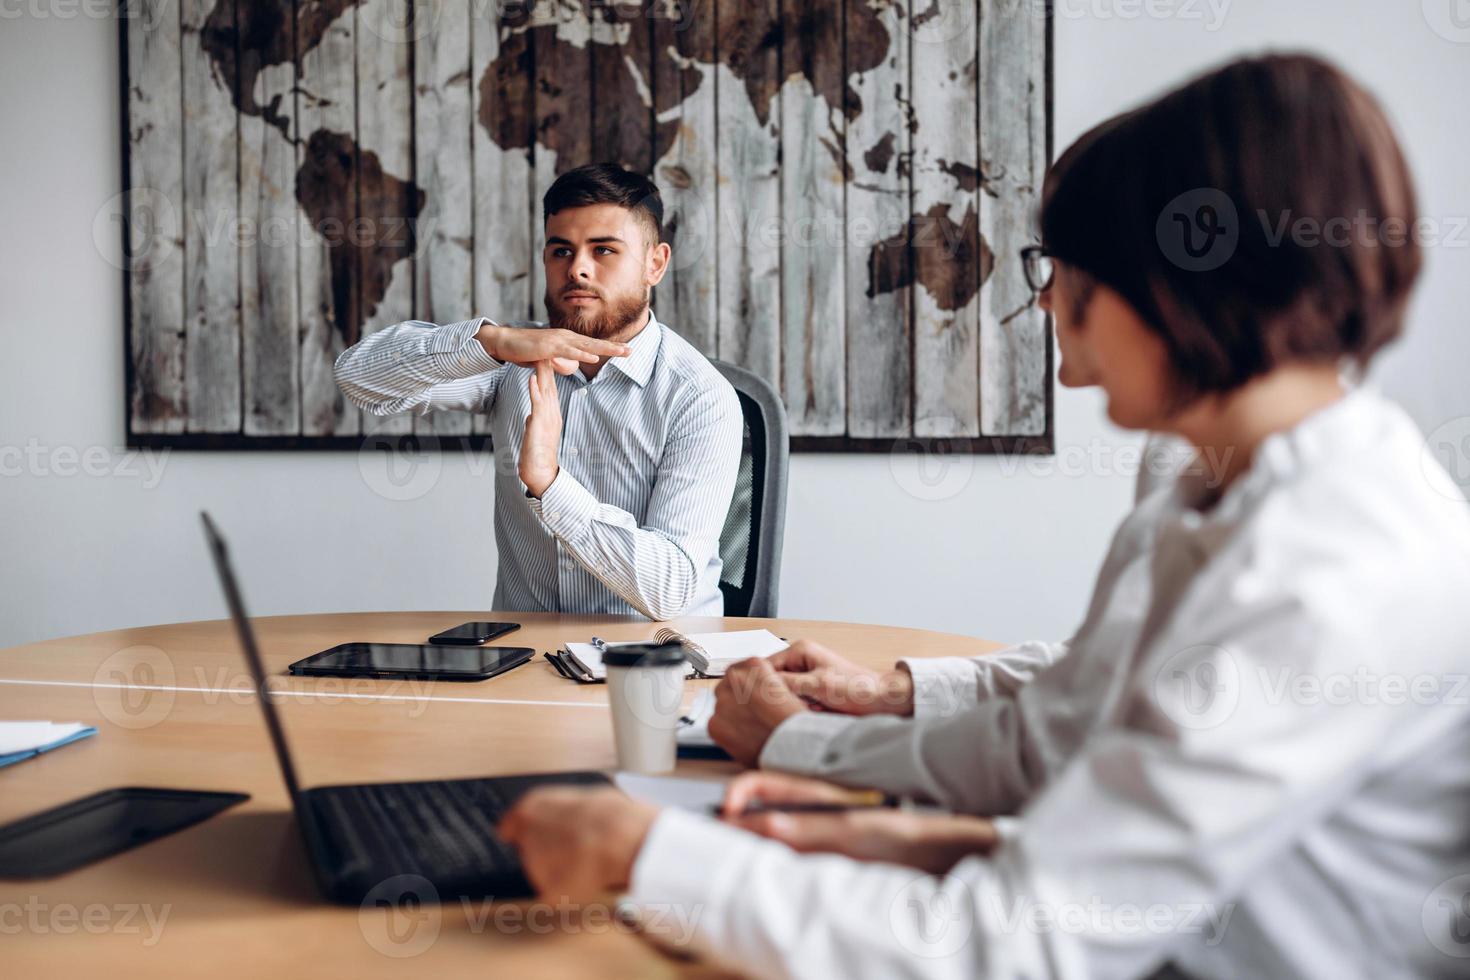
{"left": 707, "top": 658, "right": 809, "bottom": 767}
{"left": 498, "top": 787, "right": 659, "bottom": 901}
{"left": 520, "top": 361, "right": 563, "bottom": 497}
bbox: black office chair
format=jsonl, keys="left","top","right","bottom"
{"left": 711, "top": 361, "right": 789, "bottom": 618}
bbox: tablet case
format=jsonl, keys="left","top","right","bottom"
{"left": 0, "top": 787, "right": 249, "bottom": 878}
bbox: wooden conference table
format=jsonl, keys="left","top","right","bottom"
{"left": 0, "top": 611, "right": 1003, "bottom": 978}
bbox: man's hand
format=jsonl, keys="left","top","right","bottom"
{"left": 707, "top": 658, "right": 808, "bottom": 767}
{"left": 769, "top": 639, "right": 916, "bottom": 717}
{"left": 497, "top": 786, "right": 659, "bottom": 902}
{"left": 477, "top": 320, "right": 629, "bottom": 375}
{"left": 520, "top": 361, "right": 562, "bottom": 498}
{"left": 720, "top": 772, "right": 997, "bottom": 874}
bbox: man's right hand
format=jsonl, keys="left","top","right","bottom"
{"left": 476, "top": 320, "right": 629, "bottom": 375}
{"left": 770, "top": 639, "right": 915, "bottom": 717}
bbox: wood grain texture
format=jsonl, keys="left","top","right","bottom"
{"left": 844, "top": 0, "right": 911, "bottom": 439}
{"left": 181, "top": 0, "right": 241, "bottom": 433}
{"left": 414, "top": 0, "right": 475, "bottom": 437}
{"left": 980, "top": 0, "right": 1049, "bottom": 436}
{"left": 0, "top": 612, "right": 1002, "bottom": 976}
{"left": 590, "top": 4, "right": 654, "bottom": 173}
{"left": 125, "top": 0, "right": 186, "bottom": 434}
{"left": 778, "top": 0, "right": 846, "bottom": 436}
{"left": 714, "top": 0, "right": 782, "bottom": 389}
{"left": 910, "top": 0, "right": 982, "bottom": 438}
{"left": 472, "top": 7, "right": 535, "bottom": 436}
{"left": 296, "top": 3, "right": 359, "bottom": 437}
{"left": 650, "top": 0, "right": 717, "bottom": 356}
{"left": 530, "top": 11, "right": 592, "bottom": 323}
{"left": 240, "top": 0, "right": 301, "bottom": 436}
{"left": 357, "top": 0, "right": 417, "bottom": 438}
{"left": 124, "top": 0, "right": 1052, "bottom": 452}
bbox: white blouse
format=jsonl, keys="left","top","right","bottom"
{"left": 625, "top": 388, "right": 1470, "bottom": 979}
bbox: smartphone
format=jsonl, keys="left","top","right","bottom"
{"left": 427, "top": 621, "right": 521, "bottom": 646}
{"left": 288, "top": 643, "right": 535, "bottom": 682}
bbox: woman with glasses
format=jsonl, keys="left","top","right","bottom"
{"left": 497, "top": 53, "right": 1470, "bottom": 978}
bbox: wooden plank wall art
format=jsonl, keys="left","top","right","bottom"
{"left": 120, "top": 0, "right": 1052, "bottom": 451}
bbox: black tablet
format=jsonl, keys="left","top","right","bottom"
{"left": 288, "top": 643, "right": 535, "bottom": 682}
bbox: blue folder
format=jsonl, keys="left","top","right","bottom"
{"left": 0, "top": 726, "right": 97, "bottom": 769}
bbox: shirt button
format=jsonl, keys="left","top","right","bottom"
{"left": 575, "top": 388, "right": 587, "bottom": 398}
{"left": 549, "top": 512, "right": 561, "bottom": 522}
{"left": 566, "top": 447, "right": 579, "bottom": 457}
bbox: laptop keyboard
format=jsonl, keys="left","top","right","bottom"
{"left": 307, "top": 772, "right": 608, "bottom": 891}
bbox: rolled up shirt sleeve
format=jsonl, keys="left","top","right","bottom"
{"left": 525, "top": 379, "right": 742, "bottom": 621}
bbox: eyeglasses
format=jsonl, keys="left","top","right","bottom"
{"left": 1020, "top": 246, "right": 1054, "bottom": 293}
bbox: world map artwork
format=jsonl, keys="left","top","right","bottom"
{"left": 195, "top": 0, "right": 976, "bottom": 351}
{"left": 123, "top": 0, "right": 1051, "bottom": 449}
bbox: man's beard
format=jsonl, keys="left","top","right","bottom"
{"left": 545, "top": 285, "right": 650, "bottom": 340}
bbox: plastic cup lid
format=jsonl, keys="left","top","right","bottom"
{"left": 601, "top": 642, "right": 687, "bottom": 668}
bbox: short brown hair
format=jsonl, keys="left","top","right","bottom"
{"left": 543, "top": 163, "right": 663, "bottom": 245}
{"left": 1040, "top": 53, "right": 1421, "bottom": 403}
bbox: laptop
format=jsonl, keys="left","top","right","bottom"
{"left": 200, "top": 512, "right": 609, "bottom": 904}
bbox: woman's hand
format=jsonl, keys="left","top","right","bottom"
{"left": 769, "top": 640, "right": 916, "bottom": 717}
{"left": 498, "top": 787, "right": 658, "bottom": 901}
{"left": 720, "top": 772, "right": 997, "bottom": 875}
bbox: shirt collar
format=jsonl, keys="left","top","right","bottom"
{"left": 1168, "top": 384, "right": 1376, "bottom": 525}
{"left": 604, "top": 308, "right": 661, "bottom": 387}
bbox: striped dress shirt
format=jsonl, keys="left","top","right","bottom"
{"left": 333, "top": 310, "right": 743, "bottom": 620}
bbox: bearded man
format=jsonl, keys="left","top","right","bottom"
{"left": 334, "top": 164, "right": 742, "bottom": 620}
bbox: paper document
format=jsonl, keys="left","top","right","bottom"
{"left": 612, "top": 772, "right": 729, "bottom": 813}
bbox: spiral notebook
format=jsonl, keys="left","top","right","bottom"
{"left": 545, "top": 628, "right": 788, "bottom": 683}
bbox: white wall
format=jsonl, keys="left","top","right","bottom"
{"left": 2, "top": 1, "right": 1467, "bottom": 651}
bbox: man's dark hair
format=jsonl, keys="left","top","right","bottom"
{"left": 542, "top": 163, "right": 664, "bottom": 245}
{"left": 1040, "top": 53, "right": 1421, "bottom": 405}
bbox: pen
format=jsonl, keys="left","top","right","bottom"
{"left": 709, "top": 790, "right": 898, "bottom": 818}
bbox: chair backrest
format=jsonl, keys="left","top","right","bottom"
{"left": 711, "top": 360, "right": 788, "bottom": 618}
